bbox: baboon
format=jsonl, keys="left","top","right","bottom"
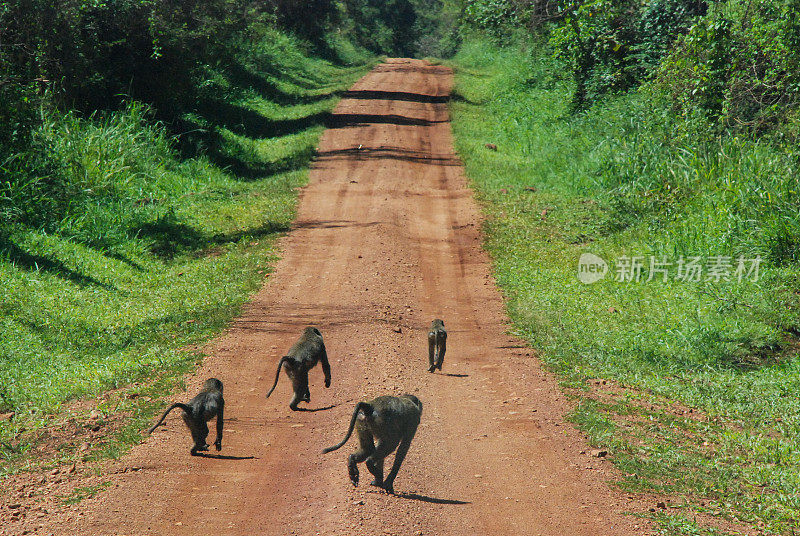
{"left": 266, "top": 326, "right": 331, "bottom": 411}
{"left": 427, "top": 319, "right": 447, "bottom": 372}
{"left": 322, "top": 394, "right": 422, "bottom": 494}
{"left": 148, "top": 378, "right": 224, "bottom": 456}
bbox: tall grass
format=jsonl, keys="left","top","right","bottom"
{"left": 451, "top": 38, "right": 800, "bottom": 535}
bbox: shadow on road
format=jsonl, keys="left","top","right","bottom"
{"left": 326, "top": 113, "right": 447, "bottom": 128}
{"left": 296, "top": 404, "right": 338, "bottom": 412}
{"left": 341, "top": 90, "right": 449, "bottom": 104}
{"left": 194, "top": 453, "right": 257, "bottom": 461}
{"left": 396, "top": 492, "right": 471, "bottom": 505}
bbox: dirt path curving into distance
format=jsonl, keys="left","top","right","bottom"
{"left": 40, "top": 59, "right": 649, "bottom": 536}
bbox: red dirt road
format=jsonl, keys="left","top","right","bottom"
{"left": 39, "top": 60, "right": 648, "bottom": 535}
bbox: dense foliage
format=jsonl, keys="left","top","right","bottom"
{"left": 456, "top": 0, "right": 800, "bottom": 261}
{"left": 658, "top": 0, "right": 800, "bottom": 137}
{"left": 460, "top": 0, "right": 800, "bottom": 138}
{"left": 549, "top": 0, "right": 705, "bottom": 108}
{"left": 0, "top": 0, "right": 443, "bottom": 234}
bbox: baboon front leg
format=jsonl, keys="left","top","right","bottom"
{"left": 214, "top": 402, "right": 224, "bottom": 451}
{"left": 428, "top": 334, "right": 436, "bottom": 372}
{"left": 382, "top": 429, "right": 417, "bottom": 494}
{"left": 321, "top": 346, "right": 332, "bottom": 388}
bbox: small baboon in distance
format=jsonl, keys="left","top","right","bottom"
{"left": 266, "top": 326, "right": 331, "bottom": 411}
{"left": 148, "top": 378, "right": 224, "bottom": 456}
{"left": 322, "top": 394, "right": 422, "bottom": 494}
{"left": 428, "top": 319, "right": 447, "bottom": 372}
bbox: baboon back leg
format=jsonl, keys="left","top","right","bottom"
{"left": 182, "top": 413, "right": 197, "bottom": 441}
{"left": 187, "top": 418, "right": 210, "bottom": 455}
{"left": 289, "top": 391, "right": 301, "bottom": 411}
{"left": 367, "top": 439, "right": 399, "bottom": 487}
{"left": 436, "top": 336, "right": 446, "bottom": 370}
{"left": 366, "top": 454, "right": 385, "bottom": 486}
{"left": 367, "top": 438, "right": 399, "bottom": 487}
{"left": 382, "top": 428, "right": 417, "bottom": 493}
{"left": 289, "top": 373, "right": 310, "bottom": 409}
{"left": 347, "top": 429, "right": 375, "bottom": 486}
{"left": 289, "top": 380, "right": 308, "bottom": 410}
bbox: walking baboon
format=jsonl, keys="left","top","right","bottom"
{"left": 266, "top": 326, "right": 331, "bottom": 411}
{"left": 428, "top": 319, "right": 447, "bottom": 372}
{"left": 322, "top": 394, "right": 422, "bottom": 494}
{"left": 148, "top": 378, "right": 224, "bottom": 456}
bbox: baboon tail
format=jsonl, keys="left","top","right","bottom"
{"left": 322, "top": 402, "right": 372, "bottom": 454}
{"left": 265, "top": 356, "right": 290, "bottom": 398}
{"left": 147, "top": 403, "right": 191, "bottom": 434}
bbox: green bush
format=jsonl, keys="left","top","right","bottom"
{"left": 657, "top": 0, "right": 800, "bottom": 139}
{"left": 266, "top": 0, "right": 338, "bottom": 42}
{"left": 635, "top": 0, "right": 706, "bottom": 69}
{"left": 462, "top": 0, "right": 519, "bottom": 37}
{"left": 342, "top": 0, "right": 419, "bottom": 55}
{"left": 600, "top": 113, "right": 800, "bottom": 264}
{"left": 549, "top": 0, "right": 703, "bottom": 108}
{"left": 550, "top": 0, "right": 640, "bottom": 107}
{"left": 0, "top": 0, "right": 387, "bottom": 236}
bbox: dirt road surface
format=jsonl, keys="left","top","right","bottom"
{"left": 37, "top": 59, "right": 648, "bottom": 536}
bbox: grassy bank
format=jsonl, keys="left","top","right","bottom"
{"left": 0, "top": 30, "right": 374, "bottom": 473}
{"left": 451, "top": 39, "right": 800, "bottom": 535}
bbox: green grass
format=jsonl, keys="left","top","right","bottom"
{"left": 450, "top": 38, "right": 800, "bottom": 535}
{"left": 0, "top": 29, "right": 374, "bottom": 472}
{"left": 61, "top": 482, "right": 113, "bottom": 505}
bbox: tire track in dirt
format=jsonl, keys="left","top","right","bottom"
{"left": 37, "top": 59, "right": 649, "bottom": 536}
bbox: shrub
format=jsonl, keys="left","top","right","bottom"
{"left": 656, "top": 0, "right": 800, "bottom": 138}
{"left": 549, "top": 0, "right": 704, "bottom": 108}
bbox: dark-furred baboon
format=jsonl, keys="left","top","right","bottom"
{"left": 148, "top": 378, "right": 224, "bottom": 456}
{"left": 428, "top": 319, "right": 447, "bottom": 372}
{"left": 323, "top": 394, "right": 422, "bottom": 494}
{"left": 266, "top": 327, "right": 331, "bottom": 411}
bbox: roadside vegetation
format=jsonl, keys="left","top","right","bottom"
{"left": 0, "top": 0, "right": 437, "bottom": 471}
{"left": 0, "top": 33, "right": 372, "bottom": 473}
{"left": 451, "top": 1, "right": 800, "bottom": 534}
{"left": 4, "top": 0, "right": 800, "bottom": 533}
{"left": 0, "top": 0, "right": 463, "bottom": 474}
